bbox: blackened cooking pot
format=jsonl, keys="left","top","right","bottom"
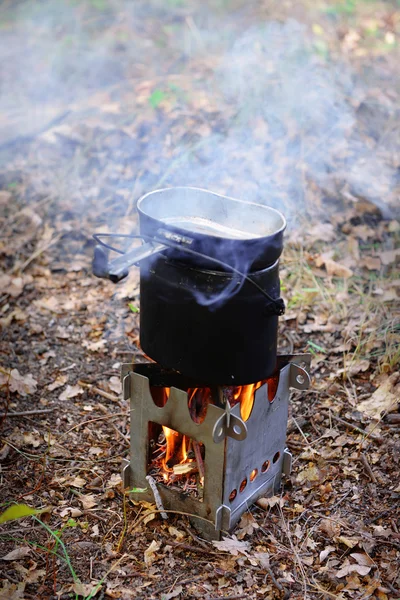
{"left": 139, "top": 255, "right": 281, "bottom": 385}
{"left": 93, "top": 187, "right": 286, "bottom": 281}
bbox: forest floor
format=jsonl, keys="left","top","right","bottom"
{"left": 0, "top": 0, "right": 399, "bottom": 599}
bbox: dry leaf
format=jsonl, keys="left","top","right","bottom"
{"left": 336, "top": 536, "right": 358, "bottom": 548}
{"left": 47, "top": 375, "right": 68, "bottom": 391}
{"left": 324, "top": 259, "right": 353, "bottom": 279}
{"left": 72, "top": 582, "right": 101, "bottom": 597}
{"left": 256, "top": 495, "right": 285, "bottom": 509}
{"left": 320, "top": 518, "right": 341, "bottom": 538}
{"left": 2, "top": 546, "right": 31, "bottom": 560}
{"left": 0, "top": 581, "right": 26, "bottom": 600}
{"left": 59, "top": 384, "right": 84, "bottom": 401}
{"left": 379, "top": 248, "right": 400, "bottom": 265}
{"left": 357, "top": 374, "right": 398, "bottom": 418}
{"left": 296, "top": 464, "right": 322, "bottom": 484}
{"left": 212, "top": 535, "right": 250, "bottom": 556}
{"left": 107, "top": 473, "right": 122, "bottom": 488}
{"left": 163, "top": 585, "right": 183, "bottom": 600}
{"left": 237, "top": 513, "right": 259, "bottom": 539}
{"left": 361, "top": 256, "right": 381, "bottom": 270}
{"left": 350, "top": 552, "right": 374, "bottom": 567}
{"left": 108, "top": 376, "right": 122, "bottom": 395}
{"left": 69, "top": 476, "right": 86, "bottom": 488}
{"left": 23, "top": 432, "right": 41, "bottom": 448}
{"left": 33, "top": 296, "right": 62, "bottom": 313}
{"left": 0, "top": 368, "right": 37, "bottom": 396}
{"left": 82, "top": 339, "right": 107, "bottom": 352}
{"left": 336, "top": 557, "right": 371, "bottom": 578}
{"left": 320, "top": 546, "right": 335, "bottom": 562}
{"left": 168, "top": 526, "right": 185, "bottom": 540}
{"left": 144, "top": 539, "right": 161, "bottom": 565}
{"left": 79, "top": 494, "right": 98, "bottom": 510}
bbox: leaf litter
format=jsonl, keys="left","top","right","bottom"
{"left": 0, "top": 0, "right": 399, "bottom": 598}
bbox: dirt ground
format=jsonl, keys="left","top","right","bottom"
{"left": 0, "top": 0, "right": 399, "bottom": 599}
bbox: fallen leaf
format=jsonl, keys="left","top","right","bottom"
{"left": 357, "top": 374, "right": 398, "bottom": 418}
{"left": 320, "top": 518, "right": 341, "bottom": 538}
{"left": 106, "top": 473, "right": 122, "bottom": 488}
{"left": 361, "top": 256, "right": 381, "bottom": 270}
{"left": 69, "top": 476, "right": 86, "bottom": 488}
{"left": 72, "top": 582, "right": 101, "bottom": 597}
{"left": 108, "top": 376, "right": 122, "bottom": 395}
{"left": 324, "top": 259, "right": 353, "bottom": 279}
{"left": 336, "top": 558, "right": 371, "bottom": 578}
{"left": 23, "top": 432, "right": 41, "bottom": 448}
{"left": 82, "top": 339, "right": 107, "bottom": 352}
{"left": 79, "top": 494, "right": 99, "bottom": 510}
{"left": 237, "top": 513, "right": 259, "bottom": 539}
{"left": 59, "top": 384, "right": 84, "bottom": 401}
{"left": 378, "top": 248, "right": 400, "bottom": 265}
{"left": 320, "top": 546, "right": 335, "bottom": 562}
{"left": 2, "top": 546, "right": 31, "bottom": 560}
{"left": 168, "top": 526, "right": 185, "bottom": 540}
{"left": 0, "top": 581, "right": 26, "bottom": 600}
{"left": 47, "top": 375, "right": 68, "bottom": 391}
{"left": 212, "top": 535, "right": 250, "bottom": 556}
{"left": 0, "top": 368, "right": 37, "bottom": 396}
{"left": 335, "top": 536, "right": 358, "bottom": 548}
{"left": 33, "top": 296, "right": 62, "bottom": 313}
{"left": 144, "top": 539, "right": 161, "bottom": 565}
{"left": 296, "top": 464, "right": 322, "bottom": 484}
{"left": 350, "top": 552, "right": 375, "bottom": 567}
{"left": 163, "top": 585, "right": 183, "bottom": 600}
{"left": 256, "top": 495, "right": 285, "bottom": 509}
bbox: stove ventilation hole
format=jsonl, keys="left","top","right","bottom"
{"left": 273, "top": 451, "right": 280, "bottom": 464}
{"left": 250, "top": 468, "right": 258, "bottom": 482}
{"left": 261, "top": 460, "right": 270, "bottom": 473}
{"left": 229, "top": 489, "right": 237, "bottom": 502}
{"left": 239, "top": 478, "right": 247, "bottom": 493}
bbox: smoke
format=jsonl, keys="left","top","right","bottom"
{"left": 0, "top": 2, "right": 398, "bottom": 306}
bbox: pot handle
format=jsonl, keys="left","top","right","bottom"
{"left": 93, "top": 237, "right": 166, "bottom": 282}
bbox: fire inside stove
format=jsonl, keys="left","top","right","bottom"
{"left": 147, "top": 381, "right": 278, "bottom": 500}
{"left": 122, "top": 358, "right": 310, "bottom": 540}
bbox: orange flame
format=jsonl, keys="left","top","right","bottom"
{"left": 153, "top": 376, "right": 279, "bottom": 482}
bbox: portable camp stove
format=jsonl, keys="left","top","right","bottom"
{"left": 121, "top": 355, "right": 310, "bottom": 540}
{"left": 92, "top": 187, "right": 311, "bottom": 540}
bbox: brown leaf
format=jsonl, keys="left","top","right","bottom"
{"left": 350, "top": 552, "right": 374, "bottom": 567}
{"left": 163, "top": 586, "right": 183, "bottom": 600}
{"left": 357, "top": 374, "right": 398, "bottom": 418}
{"left": 79, "top": 494, "right": 98, "bottom": 510}
{"left": 47, "top": 375, "right": 68, "bottom": 391}
{"left": 320, "top": 546, "right": 335, "bottom": 562}
{"left": 237, "top": 513, "right": 259, "bottom": 539}
{"left": 212, "top": 535, "right": 250, "bottom": 556}
{"left": 379, "top": 248, "right": 400, "bottom": 265}
{"left": 59, "top": 384, "right": 84, "bottom": 401}
{"left": 72, "top": 582, "right": 101, "bottom": 597}
{"left": 2, "top": 546, "right": 31, "bottom": 560}
{"left": 320, "top": 518, "right": 341, "bottom": 538}
{"left": 336, "top": 558, "right": 371, "bottom": 578}
{"left": 23, "top": 432, "right": 42, "bottom": 448}
{"left": 0, "top": 581, "right": 25, "bottom": 600}
{"left": 0, "top": 368, "right": 37, "bottom": 396}
{"left": 324, "top": 258, "right": 353, "bottom": 279}
{"left": 361, "top": 256, "right": 381, "bottom": 270}
{"left": 144, "top": 539, "right": 161, "bottom": 565}
{"left": 108, "top": 376, "right": 122, "bottom": 395}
